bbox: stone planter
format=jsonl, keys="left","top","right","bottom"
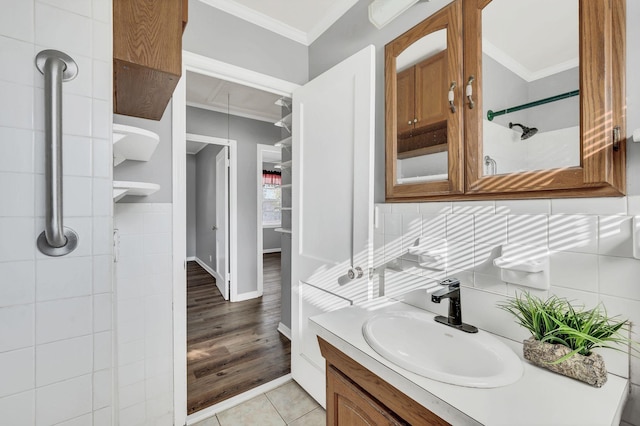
{"left": 523, "top": 337, "right": 607, "bottom": 387}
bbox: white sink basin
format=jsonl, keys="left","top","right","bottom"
{"left": 362, "top": 310, "right": 523, "bottom": 388}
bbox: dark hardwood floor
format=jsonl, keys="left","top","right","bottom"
{"left": 186, "top": 253, "right": 291, "bottom": 414}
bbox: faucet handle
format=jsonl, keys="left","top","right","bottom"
{"left": 439, "top": 277, "right": 460, "bottom": 288}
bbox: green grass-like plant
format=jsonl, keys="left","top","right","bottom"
{"left": 499, "top": 293, "right": 638, "bottom": 363}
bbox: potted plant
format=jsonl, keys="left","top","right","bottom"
{"left": 499, "top": 293, "right": 638, "bottom": 387}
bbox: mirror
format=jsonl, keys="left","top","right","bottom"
{"left": 481, "top": 0, "right": 580, "bottom": 176}
{"left": 395, "top": 29, "right": 449, "bottom": 184}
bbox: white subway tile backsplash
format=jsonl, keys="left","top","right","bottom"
{"left": 452, "top": 201, "right": 495, "bottom": 215}
{"left": 62, "top": 136, "right": 92, "bottom": 176}
{"left": 383, "top": 234, "right": 402, "bottom": 263}
{"left": 474, "top": 214, "right": 507, "bottom": 246}
{"left": 0, "top": 173, "right": 34, "bottom": 217}
{"left": 92, "top": 21, "right": 112, "bottom": 62}
{"left": 35, "top": 335, "right": 92, "bottom": 387}
{"left": 548, "top": 215, "right": 598, "bottom": 254}
{"left": 460, "top": 287, "right": 528, "bottom": 342}
{"left": 599, "top": 256, "right": 640, "bottom": 301}
{"left": 507, "top": 214, "right": 548, "bottom": 246}
{"left": 473, "top": 243, "right": 501, "bottom": 277}
{"left": 119, "top": 339, "right": 145, "bottom": 366}
{"left": 143, "top": 254, "right": 172, "bottom": 278}
{"left": 549, "top": 251, "right": 599, "bottom": 293}
{"left": 92, "top": 138, "right": 111, "bottom": 178}
{"left": 623, "top": 384, "right": 640, "bottom": 425}
{"left": 417, "top": 202, "right": 451, "bottom": 214}
{"left": 495, "top": 199, "right": 551, "bottom": 215}
{"left": 384, "top": 213, "right": 402, "bottom": 236}
{"left": 93, "top": 331, "right": 112, "bottom": 372}
{"left": 0, "top": 127, "right": 33, "bottom": 173}
{"left": 421, "top": 214, "right": 446, "bottom": 240}
{"left": 552, "top": 197, "right": 627, "bottom": 216}
{"left": 93, "top": 178, "right": 112, "bottom": 217}
{"left": 92, "top": 99, "right": 110, "bottom": 139}
{"left": 92, "top": 0, "right": 112, "bottom": 23}
{"left": 56, "top": 413, "right": 93, "bottom": 426}
{"left": 93, "top": 216, "right": 113, "bottom": 256}
{"left": 628, "top": 195, "right": 640, "bottom": 216}
{"left": 599, "top": 295, "right": 640, "bottom": 385}
{"left": 549, "top": 286, "right": 599, "bottom": 309}
{"left": 63, "top": 94, "right": 92, "bottom": 137}
{"left": 0, "top": 0, "right": 34, "bottom": 42}
{"left": 118, "top": 361, "right": 145, "bottom": 387}
{"left": 599, "top": 216, "right": 634, "bottom": 257}
{"left": 0, "top": 36, "right": 34, "bottom": 85}
{"left": 34, "top": 3, "right": 91, "bottom": 57}
{"left": 93, "top": 406, "right": 112, "bottom": 426}
{"left": 0, "top": 347, "right": 34, "bottom": 397}
{"left": 38, "top": 0, "right": 92, "bottom": 18}
{"left": 36, "top": 297, "right": 92, "bottom": 344}
{"left": 446, "top": 214, "right": 474, "bottom": 243}
{"left": 120, "top": 401, "right": 146, "bottom": 426}
{"left": 145, "top": 373, "right": 172, "bottom": 399}
{"left": 0, "top": 82, "right": 33, "bottom": 129}
{"left": 35, "top": 51, "right": 93, "bottom": 99}
{"left": 401, "top": 214, "right": 421, "bottom": 250}
{"left": 93, "top": 369, "right": 112, "bottom": 410}
{"left": 93, "top": 293, "right": 112, "bottom": 332}
{"left": 473, "top": 272, "right": 508, "bottom": 295}
{"left": 0, "top": 304, "right": 34, "bottom": 352}
{"left": 63, "top": 177, "right": 92, "bottom": 217}
{"left": 446, "top": 241, "right": 474, "bottom": 274}
{"left": 92, "top": 255, "right": 113, "bottom": 294}
{"left": 35, "top": 374, "right": 92, "bottom": 426}
{"left": 0, "top": 218, "right": 35, "bottom": 261}
{"left": 0, "top": 261, "right": 35, "bottom": 307}
{"left": 391, "top": 203, "right": 419, "bottom": 214}
{"left": 0, "top": 391, "right": 35, "bottom": 426}
{"left": 36, "top": 257, "right": 91, "bottom": 302}
{"left": 119, "top": 380, "right": 145, "bottom": 409}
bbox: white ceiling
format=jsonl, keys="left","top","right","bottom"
{"left": 186, "top": 71, "right": 283, "bottom": 123}
{"left": 483, "top": 0, "right": 579, "bottom": 81}
{"left": 198, "top": 0, "right": 359, "bottom": 45}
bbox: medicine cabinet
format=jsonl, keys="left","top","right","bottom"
{"left": 385, "top": 0, "right": 626, "bottom": 201}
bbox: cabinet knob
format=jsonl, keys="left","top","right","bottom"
{"left": 408, "top": 120, "right": 413, "bottom": 125}
{"left": 413, "top": 118, "right": 418, "bottom": 123}
{"left": 466, "top": 76, "right": 475, "bottom": 109}
{"left": 448, "top": 81, "right": 457, "bottom": 113}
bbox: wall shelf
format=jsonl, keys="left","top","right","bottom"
{"left": 113, "top": 123, "right": 160, "bottom": 166}
{"left": 280, "top": 207, "right": 292, "bottom": 211}
{"left": 113, "top": 181, "right": 160, "bottom": 202}
{"left": 274, "top": 113, "right": 292, "bottom": 133}
{"left": 281, "top": 184, "right": 292, "bottom": 189}
{"left": 275, "top": 136, "right": 292, "bottom": 148}
{"left": 275, "top": 97, "right": 292, "bottom": 111}
{"left": 274, "top": 228, "right": 292, "bottom": 234}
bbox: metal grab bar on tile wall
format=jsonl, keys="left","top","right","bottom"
{"left": 35, "top": 50, "right": 79, "bottom": 257}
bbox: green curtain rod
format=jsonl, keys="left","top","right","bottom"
{"left": 487, "top": 90, "right": 579, "bottom": 121}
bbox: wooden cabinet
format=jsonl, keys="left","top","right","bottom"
{"left": 319, "top": 337, "right": 451, "bottom": 426}
{"left": 385, "top": 0, "right": 626, "bottom": 201}
{"left": 113, "top": 0, "right": 187, "bottom": 120}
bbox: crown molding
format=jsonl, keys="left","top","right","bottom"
{"left": 306, "top": 0, "right": 359, "bottom": 45}
{"left": 198, "top": 0, "right": 309, "bottom": 45}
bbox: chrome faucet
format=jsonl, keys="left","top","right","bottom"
{"left": 431, "top": 278, "right": 478, "bottom": 333}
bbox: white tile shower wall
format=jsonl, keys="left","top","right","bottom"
{"left": 114, "top": 203, "right": 174, "bottom": 426}
{"left": 377, "top": 199, "right": 640, "bottom": 424}
{"left": 0, "top": 1, "right": 113, "bottom": 425}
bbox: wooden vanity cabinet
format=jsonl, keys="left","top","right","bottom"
{"left": 113, "top": 0, "right": 188, "bottom": 120}
{"left": 319, "top": 337, "right": 451, "bottom": 426}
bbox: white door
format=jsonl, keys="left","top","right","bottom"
{"left": 291, "top": 45, "right": 376, "bottom": 405}
{"left": 215, "top": 146, "right": 230, "bottom": 300}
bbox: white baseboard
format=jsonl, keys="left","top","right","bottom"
{"left": 186, "top": 256, "right": 196, "bottom": 261}
{"left": 277, "top": 322, "right": 291, "bottom": 340}
{"left": 186, "top": 374, "right": 293, "bottom": 425}
{"left": 263, "top": 248, "right": 282, "bottom": 254}
{"left": 194, "top": 257, "right": 223, "bottom": 284}
{"left": 233, "top": 290, "right": 262, "bottom": 302}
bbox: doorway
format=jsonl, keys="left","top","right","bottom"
{"left": 173, "top": 51, "right": 301, "bottom": 424}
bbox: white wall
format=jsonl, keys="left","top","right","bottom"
{"left": 114, "top": 203, "right": 174, "bottom": 426}
{"left": 0, "top": 0, "right": 114, "bottom": 424}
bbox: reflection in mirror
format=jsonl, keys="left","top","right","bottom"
{"left": 395, "top": 29, "right": 449, "bottom": 184}
{"left": 482, "top": 0, "right": 579, "bottom": 176}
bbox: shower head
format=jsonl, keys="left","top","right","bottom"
{"left": 509, "top": 122, "right": 538, "bottom": 140}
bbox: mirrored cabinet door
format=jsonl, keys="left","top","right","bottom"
{"left": 385, "top": 0, "right": 464, "bottom": 199}
{"left": 464, "top": 0, "right": 626, "bottom": 196}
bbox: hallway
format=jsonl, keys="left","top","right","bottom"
{"left": 186, "top": 253, "right": 291, "bottom": 414}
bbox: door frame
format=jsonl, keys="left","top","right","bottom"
{"left": 256, "top": 144, "right": 283, "bottom": 297}
{"left": 172, "top": 50, "right": 300, "bottom": 424}
{"left": 215, "top": 145, "right": 230, "bottom": 299}
{"left": 186, "top": 134, "right": 236, "bottom": 299}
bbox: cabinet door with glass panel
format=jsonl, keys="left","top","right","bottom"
{"left": 464, "top": 0, "right": 625, "bottom": 197}
{"left": 385, "top": 0, "right": 464, "bottom": 199}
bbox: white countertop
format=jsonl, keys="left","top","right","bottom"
{"left": 309, "top": 298, "right": 629, "bottom": 426}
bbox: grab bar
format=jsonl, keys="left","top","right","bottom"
{"left": 35, "top": 50, "right": 79, "bottom": 257}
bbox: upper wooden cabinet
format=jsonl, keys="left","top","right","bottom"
{"left": 113, "top": 0, "right": 188, "bottom": 121}
{"left": 385, "top": 0, "right": 626, "bottom": 201}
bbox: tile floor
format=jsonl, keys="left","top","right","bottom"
{"left": 193, "top": 381, "right": 325, "bottom": 426}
